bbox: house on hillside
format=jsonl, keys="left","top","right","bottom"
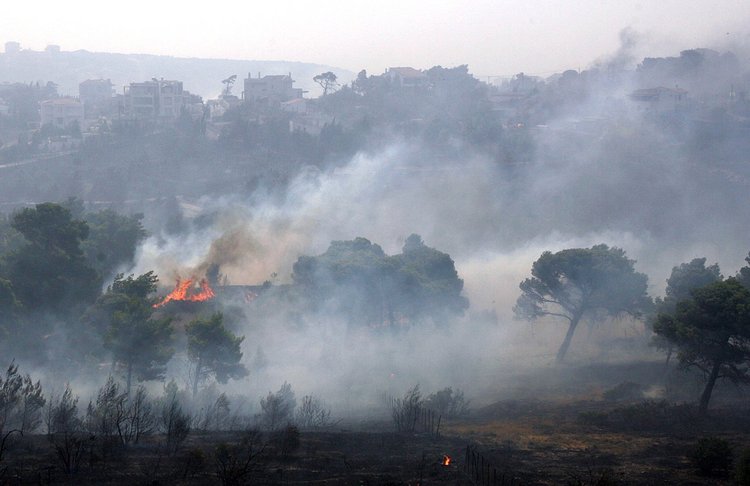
{"left": 79, "top": 79, "right": 114, "bottom": 118}
{"left": 40, "top": 98, "right": 84, "bottom": 129}
{"left": 122, "top": 79, "right": 202, "bottom": 120}
{"left": 383, "top": 67, "right": 429, "bottom": 88}
{"left": 630, "top": 86, "right": 688, "bottom": 113}
{"left": 243, "top": 74, "right": 304, "bottom": 104}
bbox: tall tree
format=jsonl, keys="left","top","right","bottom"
{"left": 313, "top": 72, "right": 339, "bottom": 96}
{"left": 652, "top": 258, "right": 722, "bottom": 364}
{"left": 514, "top": 244, "right": 651, "bottom": 363}
{"left": 80, "top": 209, "right": 148, "bottom": 279}
{"left": 96, "top": 273, "right": 174, "bottom": 396}
{"left": 2, "top": 203, "right": 99, "bottom": 317}
{"left": 185, "top": 313, "right": 247, "bottom": 397}
{"left": 737, "top": 252, "right": 750, "bottom": 289}
{"left": 653, "top": 278, "right": 750, "bottom": 416}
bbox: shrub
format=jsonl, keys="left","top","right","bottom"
{"left": 392, "top": 385, "right": 422, "bottom": 433}
{"left": 161, "top": 392, "right": 191, "bottom": 454}
{"left": 214, "top": 428, "right": 264, "bottom": 486}
{"left": 602, "top": 382, "right": 643, "bottom": 402}
{"left": 424, "top": 387, "right": 470, "bottom": 418}
{"left": 735, "top": 447, "right": 750, "bottom": 485}
{"left": 271, "top": 424, "right": 300, "bottom": 459}
{"left": 295, "top": 395, "right": 332, "bottom": 429}
{"left": 259, "top": 382, "right": 296, "bottom": 430}
{"left": 691, "top": 437, "right": 733, "bottom": 476}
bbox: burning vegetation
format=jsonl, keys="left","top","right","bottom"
{"left": 153, "top": 277, "right": 216, "bottom": 308}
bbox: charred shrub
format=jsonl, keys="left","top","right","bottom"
{"left": 577, "top": 411, "right": 610, "bottom": 427}
{"left": 259, "top": 382, "right": 296, "bottom": 431}
{"left": 579, "top": 400, "right": 697, "bottom": 432}
{"left": 214, "top": 428, "right": 264, "bottom": 486}
{"left": 46, "top": 386, "right": 87, "bottom": 474}
{"left": 691, "top": 437, "right": 733, "bottom": 476}
{"left": 0, "top": 362, "right": 45, "bottom": 462}
{"left": 181, "top": 447, "right": 207, "bottom": 480}
{"left": 271, "top": 424, "right": 300, "bottom": 459}
{"left": 736, "top": 447, "right": 750, "bottom": 485}
{"left": 602, "top": 382, "right": 643, "bottom": 402}
{"left": 392, "top": 385, "right": 422, "bottom": 433}
{"left": 295, "top": 395, "right": 332, "bottom": 429}
{"left": 424, "top": 387, "right": 470, "bottom": 419}
{"left": 160, "top": 392, "right": 191, "bottom": 454}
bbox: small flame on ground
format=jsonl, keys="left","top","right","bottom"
{"left": 442, "top": 455, "right": 451, "bottom": 466}
{"left": 153, "top": 278, "right": 216, "bottom": 308}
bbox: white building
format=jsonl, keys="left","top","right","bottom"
{"left": 40, "top": 98, "right": 84, "bottom": 129}
{"left": 384, "top": 67, "right": 429, "bottom": 88}
{"left": 123, "top": 79, "right": 197, "bottom": 119}
{"left": 244, "top": 74, "right": 303, "bottom": 103}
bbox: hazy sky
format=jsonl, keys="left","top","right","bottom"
{"left": 3, "top": 1, "right": 748, "bottom": 76}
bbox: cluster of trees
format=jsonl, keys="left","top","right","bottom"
{"left": 515, "top": 245, "right": 750, "bottom": 415}
{"left": 291, "top": 234, "right": 468, "bottom": 327}
{"left": 0, "top": 202, "right": 247, "bottom": 397}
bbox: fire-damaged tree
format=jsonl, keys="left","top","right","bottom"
{"left": 514, "top": 244, "right": 651, "bottom": 363}
{"left": 291, "top": 234, "right": 467, "bottom": 328}
{"left": 653, "top": 278, "right": 750, "bottom": 416}
{"left": 95, "top": 272, "right": 174, "bottom": 396}
{"left": 185, "top": 313, "right": 247, "bottom": 397}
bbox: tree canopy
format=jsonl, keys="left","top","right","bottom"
{"left": 97, "top": 272, "right": 174, "bottom": 395}
{"left": 292, "top": 235, "right": 467, "bottom": 327}
{"left": 185, "top": 312, "right": 247, "bottom": 397}
{"left": 653, "top": 278, "right": 750, "bottom": 415}
{"left": 514, "top": 244, "right": 651, "bottom": 362}
{"left": 652, "top": 258, "right": 723, "bottom": 363}
{"left": 1, "top": 203, "right": 99, "bottom": 317}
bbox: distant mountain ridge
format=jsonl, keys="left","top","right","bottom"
{"left": 0, "top": 48, "right": 354, "bottom": 98}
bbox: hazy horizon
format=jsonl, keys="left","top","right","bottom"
{"left": 3, "top": 1, "right": 749, "bottom": 79}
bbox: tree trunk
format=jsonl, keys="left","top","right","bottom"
{"left": 192, "top": 358, "right": 202, "bottom": 398}
{"left": 126, "top": 361, "right": 133, "bottom": 398}
{"left": 664, "top": 346, "right": 673, "bottom": 367}
{"left": 556, "top": 311, "right": 583, "bottom": 363}
{"left": 698, "top": 360, "right": 722, "bottom": 417}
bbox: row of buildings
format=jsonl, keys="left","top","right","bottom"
{"left": 38, "top": 72, "right": 308, "bottom": 131}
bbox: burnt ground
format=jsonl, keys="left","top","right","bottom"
{"left": 2, "top": 362, "right": 749, "bottom": 484}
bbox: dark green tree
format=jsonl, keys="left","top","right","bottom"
{"left": 388, "top": 234, "right": 468, "bottom": 323}
{"left": 2, "top": 203, "right": 99, "bottom": 318}
{"left": 292, "top": 235, "right": 467, "bottom": 327}
{"left": 737, "top": 252, "right": 750, "bottom": 289}
{"left": 514, "top": 244, "right": 651, "bottom": 363}
{"left": 96, "top": 272, "right": 174, "bottom": 396}
{"left": 313, "top": 71, "right": 339, "bottom": 96}
{"left": 185, "top": 313, "right": 247, "bottom": 397}
{"left": 652, "top": 258, "right": 722, "bottom": 364}
{"left": 653, "top": 278, "right": 750, "bottom": 416}
{"left": 80, "top": 209, "right": 147, "bottom": 278}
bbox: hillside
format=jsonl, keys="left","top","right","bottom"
{"left": 0, "top": 47, "right": 354, "bottom": 98}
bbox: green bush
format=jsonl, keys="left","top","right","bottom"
{"left": 691, "top": 437, "right": 733, "bottom": 476}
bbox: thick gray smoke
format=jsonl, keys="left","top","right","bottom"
{"left": 123, "top": 37, "right": 750, "bottom": 411}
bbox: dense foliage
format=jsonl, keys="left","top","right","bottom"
{"left": 514, "top": 244, "right": 651, "bottom": 362}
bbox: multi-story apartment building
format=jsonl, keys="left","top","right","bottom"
{"left": 40, "top": 98, "right": 84, "bottom": 129}
{"left": 123, "top": 79, "right": 190, "bottom": 119}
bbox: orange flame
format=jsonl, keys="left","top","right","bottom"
{"left": 153, "top": 278, "right": 216, "bottom": 308}
{"left": 442, "top": 455, "right": 451, "bottom": 466}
